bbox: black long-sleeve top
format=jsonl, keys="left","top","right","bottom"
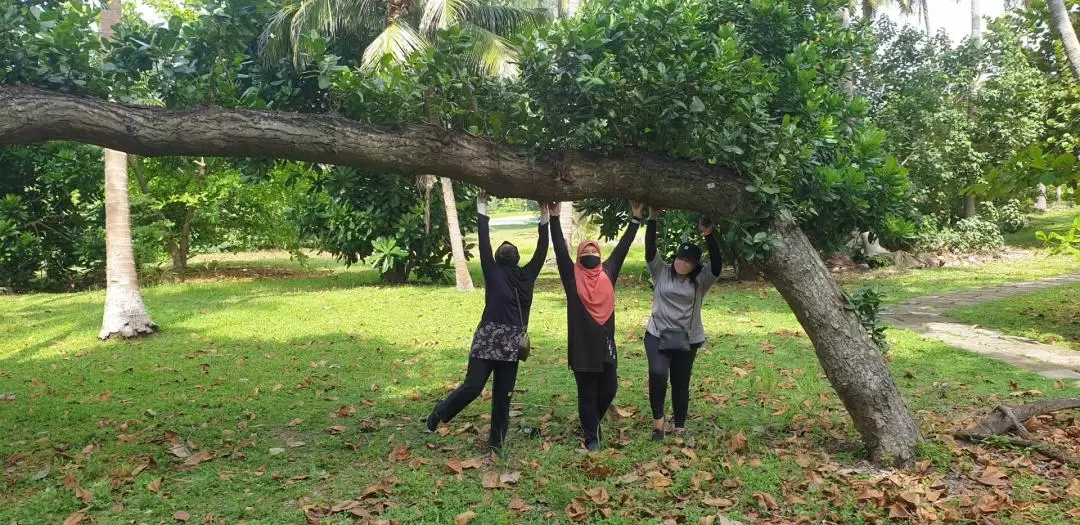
{"left": 477, "top": 214, "right": 549, "bottom": 327}
{"left": 550, "top": 215, "right": 640, "bottom": 372}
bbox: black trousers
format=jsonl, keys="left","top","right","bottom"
{"left": 573, "top": 362, "right": 618, "bottom": 444}
{"left": 436, "top": 357, "right": 519, "bottom": 448}
{"left": 644, "top": 332, "right": 701, "bottom": 428}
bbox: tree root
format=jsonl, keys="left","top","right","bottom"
{"left": 954, "top": 399, "right": 1080, "bottom": 467}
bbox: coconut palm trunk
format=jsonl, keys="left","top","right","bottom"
{"left": 440, "top": 177, "right": 474, "bottom": 291}
{"left": 1048, "top": 0, "right": 1080, "bottom": 80}
{"left": 964, "top": 0, "right": 981, "bottom": 219}
{"left": 98, "top": 0, "right": 156, "bottom": 339}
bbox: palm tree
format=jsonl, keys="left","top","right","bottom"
{"left": 965, "top": 0, "right": 982, "bottom": 218}
{"left": 440, "top": 178, "right": 474, "bottom": 291}
{"left": 99, "top": 0, "right": 157, "bottom": 339}
{"left": 261, "top": 0, "right": 549, "bottom": 76}
{"left": 856, "top": 0, "right": 930, "bottom": 33}
{"left": 1048, "top": 0, "right": 1080, "bottom": 80}
{"left": 264, "top": 1, "right": 547, "bottom": 291}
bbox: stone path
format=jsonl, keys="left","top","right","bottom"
{"left": 881, "top": 272, "right": 1080, "bottom": 384}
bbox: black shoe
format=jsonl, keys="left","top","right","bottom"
{"left": 651, "top": 429, "right": 665, "bottom": 442}
{"left": 586, "top": 440, "right": 600, "bottom": 452}
{"left": 425, "top": 404, "right": 442, "bottom": 433}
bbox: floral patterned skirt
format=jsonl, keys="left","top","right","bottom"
{"left": 470, "top": 321, "right": 525, "bottom": 362}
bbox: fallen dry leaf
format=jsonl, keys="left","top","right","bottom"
{"left": 899, "top": 490, "right": 921, "bottom": 507}
{"left": 331, "top": 405, "right": 356, "bottom": 418}
{"left": 681, "top": 448, "right": 698, "bottom": 460}
{"left": 482, "top": 471, "right": 501, "bottom": 489}
{"left": 973, "top": 465, "right": 1009, "bottom": 487}
{"left": 174, "top": 511, "right": 191, "bottom": 521}
{"left": 169, "top": 444, "right": 192, "bottom": 459}
{"left": 446, "top": 459, "right": 464, "bottom": 474}
{"left": 62, "top": 511, "right": 85, "bottom": 525}
{"left": 389, "top": 446, "right": 412, "bottom": 462}
{"left": 703, "top": 496, "right": 735, "bottom": 508}
{"left": 148, "top": 477, "right": 162, "bottom": 494}
{"left": 75, "top": 484, "right": 93, "bottom": 503}
{"left": 752, "top": 492, "right": 778, "bottom": 511}
{"left": 732, "top": 367, "right": 749, "bottom": 378}
{"left": 453, "top": 511, "right": 477, "bottom": 524}
{"left": 325, "top": 425, "right": 347, "bottom": 435}
{"left": 585, "top": 487, "right": 609, "bottom": 505}
{"left": 615, "top": 473, "right": 641, "bottom": 485}
{"left": 565, "top": 498, "right": 588, "bottom": 522}
{"left": 730, "top": 430, "right": 747, "bottom": 452}
{"left": 287, "top": 418, "right": 304, "bottom": 427}
{"left": 888, "top": 503, "right": 910, "bottom": 519}
{"left": 509, "top": 497, "right": 530, "bottom": 514}
{"left": 183, "top": 451, "right": 216, "bottom": 467}
{"left": 1066, "top": 478, "right": 1080, "bottom": 498}
{"left": 499, "top": 471, "right": 521, "bottom": 485}
{"left": 461, "top": 457, "right": 485, "bottom": 470}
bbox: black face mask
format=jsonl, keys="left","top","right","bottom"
{"left": 495, "top": 243, "right": 520, "bottom": 267}
{"left": 579, "top": 255, "right": 601, "bottom": 269}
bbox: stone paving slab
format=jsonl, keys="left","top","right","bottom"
{"left": 881, "top": 271, "right": 1080, "bottom": 385}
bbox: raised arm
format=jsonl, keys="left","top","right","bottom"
{"left": 477, "top": 192, "right": 494, "bottom": 278}
{"left": 698, "top": 217, "right": 723, "bottom": 287}
{"left": 645, "top": 207, "right": 666, "bottom": 276}
{"left": 525, "top": 203, "right": 551, "bottom": 279}
{"left": 604, "top": 201, "right": 644, "bottom": 283}
{"left": 548, "top": 209, "right": 576, "bottom": 295}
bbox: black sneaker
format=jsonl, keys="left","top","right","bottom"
{"left": 425, "top": 405, "right": 442, "bottom": 433}
{"left": 586, "top": 440, "right": 600, "bottom": 452}
{"left": 651, "top": 429, "right": 666, "bottom": 442}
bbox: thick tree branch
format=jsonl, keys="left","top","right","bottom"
{"left": 0, "top": 86, "right": 747, "bottom": 216}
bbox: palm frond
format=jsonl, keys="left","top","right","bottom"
{"left": 361, "top": 20, "right": 432, "bottom": 70}
{"left": 260, "top": 0, "right": 383, "bottom": 68}
{"left": 460, "top": 22, "right": 520, "bottom": 78}
{"left": 419, "top": 0, "right": 470, "bottom": 35}
{"left": 462, "top": 4, "right": 550, "bottom": 38}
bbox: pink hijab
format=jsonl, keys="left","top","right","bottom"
{"left": 573, "top": 240, "right": 615, "bottom": 325}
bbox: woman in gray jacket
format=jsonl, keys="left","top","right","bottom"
{"left": 643, "top": 209, "right": 722, "bottom": 443}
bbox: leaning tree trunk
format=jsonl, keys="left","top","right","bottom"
{"left": 98, "top": 0, "right": 155, "bottom": 339}
{"left": 1048, "top": 0, "right": 1080, "bottom": 81}
{"left": 763, "top": 217, "right": 921, "bottom": 466}
{"left": 440, "top": 178, "right": 474, "bottom": 292}
{"left": 0, "top": 87, "right": 923, "bottom": 465}
{"left": 922, "top": 3, "right": 932, "bottom": 34}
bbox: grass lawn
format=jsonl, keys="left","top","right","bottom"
{"left": 4, "top": 226, "right": 1080, "bottom": 523}
{"left": 1003, "top": 207, "right": 1079, "bottom": 249}
{"left": 946, "top": 282, "right": 1080, "bottom": 350}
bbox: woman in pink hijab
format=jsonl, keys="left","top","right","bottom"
{"left": 549, "top": 201, "right": 644, "bottom": 451}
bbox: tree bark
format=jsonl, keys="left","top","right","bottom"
{"left": 922, "top": 3, "right": 932, "bottom": 34}
{"left": 559, "top": 201, "right": 575, "bottom": 249}
{"left": 0, "top": 86, "right": 922, "bottom": 465}
{"left": 971, "top": 0, "right": 981, "bottom": 43}
{"left": 1048, "top": 0, "right": 1080, "bottom": 81}
{"left": 440, "top": 177, "right": 474, "bottom": 292}
{"left": 99, "top": 0, "right": 156, "bottom": 340}
{"left": 763, "top": 217, "right": 921, "bottom": 466}
{"left": 100, "top": 149, "right": 158, "bottom": 339}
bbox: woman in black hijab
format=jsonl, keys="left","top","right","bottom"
{"left": 425, "top": 193, "right": 551, "bottom": 456}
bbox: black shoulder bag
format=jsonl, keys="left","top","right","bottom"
{"left": 514, "top": 287, "right": 531, "bottom": 361}
{"left": 658, "top": 283, "right": 698, "bottom": 353}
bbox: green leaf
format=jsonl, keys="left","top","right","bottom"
{"left": 689, "top": 96, "right": 706, "bottom": 113}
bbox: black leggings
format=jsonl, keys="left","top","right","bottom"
{"left": 644, "top": 332, "right": 700, "bottom": 428}
{"left": 435, "top": 357, "right": 519, "bottom": 448}
{"left": 573, "top": 362, "right": 618, "bottom": 444}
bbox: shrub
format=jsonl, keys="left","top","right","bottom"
{"left": 916, "top": 216, "right": 1005, "bottom": 254}
{"left": 980, "top": 199, "right": 1028, "bottom": 234}
{"left": 843, "top": 286, "right": 889, "bottom": 354}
